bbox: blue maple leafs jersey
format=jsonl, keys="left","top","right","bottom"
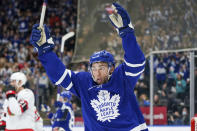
{"left": 39, "top": 29, "right": 148, "bottom": 131}
{"left": 50, "top": 102, "right": 74, "bottom": 131}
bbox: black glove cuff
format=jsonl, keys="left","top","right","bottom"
{"left": 119, "top": 26, "right": 134, "bottom": 37}
{"left": 119, "top": 26, "right": 129, "bottom": 31}
{"left": 38, "top": 42, "right": 55, "bottom": 56}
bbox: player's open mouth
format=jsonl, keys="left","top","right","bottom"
{"left": 96, "top": 79, "right": 102, "bottom": 83}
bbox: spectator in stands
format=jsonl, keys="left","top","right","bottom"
{"left": 161, "top": 82, "right": 169, "bottom": 94}
{"left": 38, "top": 72, "right": 49, "bottom": 107}
{"left": 72, "top": 102, "right": 82, "bottom": 117}
{"left": 181, "top": 107, "right": 189, "bottom": 125}
{"left": 169, "top": 111, "right": 183, "bottom": 125}
{"left": 18, "top": 16, "right": 29, "bottom": 33}
{"left": 175, "top": 73, "right": 186, "bottom": 100}
{"left": 167, "top": 66, "right": 176, "bottom": 87}
{"left": 159, "top": 90, "right": 168, "bottom": 106}
{"left": 153, "top": 94, "right": 160, "bottom": 106}
{"left": 139, "top": 93, "right": 150, "bottom": 106}
{"left": 156, "top": 58, "right": 167, "bottom": 89}
{"left": 50, "top": 12, "right": 61, "bottom": 28}
{"left": 179, "top": 64, "right": 189, "bottom": 81}
{"left": 136, "top": 81, "right": 149, "bottom": 98}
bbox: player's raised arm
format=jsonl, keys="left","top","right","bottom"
{"left": 30, "top": 24, "right": 79, "bottom": 96}
{"left": 108, "top": 3, "right": 145, "bottom": 85}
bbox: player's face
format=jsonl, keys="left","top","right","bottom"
{"left": 10, "top": 80, "right": 18, "bottom": 89}
{"left": 91, "top": 62, "right": 109, "bottom": 85}
{"left": 10, "top": 80, "right": 22, "bottom": 92}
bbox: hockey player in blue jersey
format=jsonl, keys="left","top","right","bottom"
{"left": 48, "top": 91, "right": 74, "bottom": 131}
{"left": 30, "top": 3, "right": 148, "bottom": 131}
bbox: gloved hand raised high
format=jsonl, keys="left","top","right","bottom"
{"left": 30, "top": 24, "right": 54, "bottom": 55}
{"left": 108, "top": 3, "right": 134, "bottom": 37}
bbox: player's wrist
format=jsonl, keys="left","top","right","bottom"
{"left": 37, "top": 41, "right": 55, "bottom": 56}
{"left": 119, "top": 26, "right": 134, "bottom": 37}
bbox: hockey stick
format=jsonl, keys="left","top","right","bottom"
{"left": 60, "top": 32, "right": 75, "bottom": 60}
{"left": 36, "top": 0, "right": 47, "bottom": 46}
{"left": 39, "top": 0, "right": 47, "bottom": 27}
{"left": 60, "top": 32, "right": 75, "bottom": 53}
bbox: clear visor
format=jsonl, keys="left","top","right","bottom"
{"left": 9, "top": 79, "right": 21, "bottom": 88}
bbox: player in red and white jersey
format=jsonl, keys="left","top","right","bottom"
{"left": 4, "top": 72, "right": 35, "bottom": 131}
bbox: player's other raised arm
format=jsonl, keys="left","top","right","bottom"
{"left": 108, "top": 3, "right": 145, "bottom": 85}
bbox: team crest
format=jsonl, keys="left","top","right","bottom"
{"left": 90, "top": 90, "right": 120, "bottom": 122}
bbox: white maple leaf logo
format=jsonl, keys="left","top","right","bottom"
{"left": 90, "top": 90, "right": 120, "bottom": 122}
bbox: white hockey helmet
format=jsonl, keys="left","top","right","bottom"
{"left": 10, "top": 72, "right": 27, "bottom": 86}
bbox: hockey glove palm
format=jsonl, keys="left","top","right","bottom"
{"left": 30, "top": 24, "right": 54, "bottom": 55}
{"left": 108, "top": 3, "right": 134, "bottom": 37}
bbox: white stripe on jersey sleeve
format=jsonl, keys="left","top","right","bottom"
{"left": 65, "top": 70, "right": 73, "bottom": 90}
{"left": 66, "top": 82, "right": 73, "bottom": 90}
{"left": 55, "top": 69, "right": 70, "bottom": 85}
{"left": 125, "top": 68, "right": 144, "bottom": 77}
{"left": 124, "top": 59, "right": 145, "bottom": 67}
{"left": 68, "top": 70, "right": 71, "bottom": 77}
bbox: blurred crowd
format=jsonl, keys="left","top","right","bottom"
{"left": 76, "top": 0, "right": 197, "bottom": 62}
{"left": 0, "top": 0, "right": 196, "bottom": 126}
{"left": 126, "top": 0, "right": 197, "bottom": 54}
{"left": 135, "top": 52, "right": 191, "bottom": 125}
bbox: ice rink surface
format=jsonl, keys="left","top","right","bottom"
{"left": 44, "top": 126, "right": 190, "bottom": 131}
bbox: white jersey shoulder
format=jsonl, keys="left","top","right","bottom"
{"left": 17, "top": 89, "right": 34, "bottom": 101}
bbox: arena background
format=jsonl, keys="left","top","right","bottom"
{"left": 73, "top": 0, "right": 197, "bottom": 62}
{"left": 0, "top": 0, "right": 197, "bottom": 130}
